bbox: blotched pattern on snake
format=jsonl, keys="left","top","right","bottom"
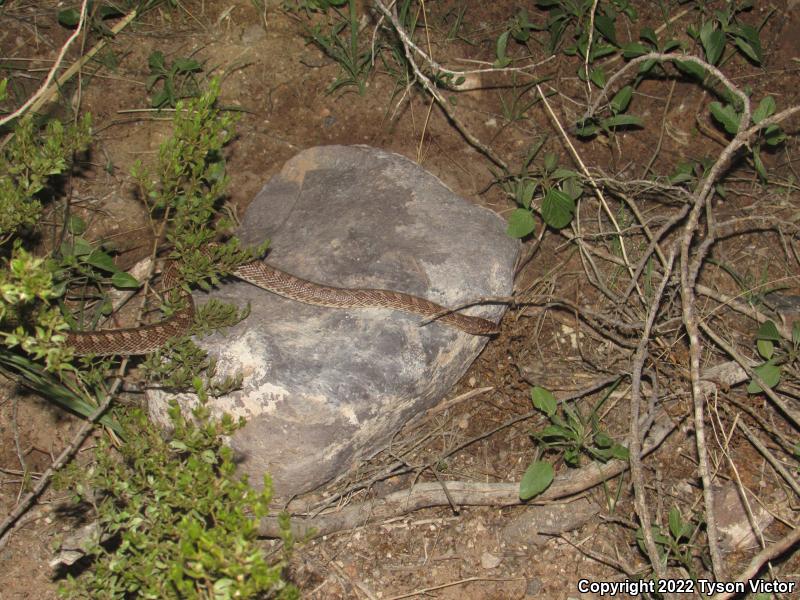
{"left": 65, "top": 260, "right": 499, "bottom": 356}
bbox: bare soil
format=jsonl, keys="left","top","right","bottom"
{"left": 2, "top": 1, "right": 800, "bottom": 598}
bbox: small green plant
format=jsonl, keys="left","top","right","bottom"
{"left": 141, "top": 299, "right": 248, "bottom": 394}
{"left": 0, "top": 108, "right": 138, "bottom": 424}
{"left": 57, "top": 391, "right": 298, "bottom": 599}
{"left": 749, "top": 96, "right": 786, "bottom": 181}
{"left": 0, "top": 244, "right": 74, "bottom": 372}
{"left": 306, "top": 0, "right": 372, "bottom": 95}
{"left": 1, "top": 80, "right": 262, "bottom": 424}
{"left": 499, "top": 77, "right": 549, "bottom": 123}
{"left": 500, "top": 147, "right": 582, "bottom": 238}
{"left": 58, "top": 215, "right": 142, "bottom": 332}
{"left": 637, "top": 506, "right": 701, "bottom": 576}
{"left": 519, "top": 385, "right": 628, "bottom": 500}
{"left": 707, "top": 95, "right": 786, "bottom": 183}
{"left": 146, "top": 50, "right": 204, "bottom": 108}
{"left": 534, "top": 0, "right": 636, "bottom": 60}
{"left": 132, "top": 79, "right": 266, "bottom": 280}
{"left": 0, "top": 114, "right": 91, "bottom": 243}
{"left": 621, "top": 27, "right": 682, "bottom": 79}
{"left": 746, "top": 320, "right": 800, "bottom": 394}
{"left": 126, "top": 80, "right": 268, "bottom": 387}
{"left": 688, "top": 1, "right": 764, "bottom": 66}
{"left": 519, "top": 449, "right": 554, "bottom": 502}
{"left": 493, "top": 9, "right": 541, "bottom": 68}
{"left": 575, "top": 83, "right": 643, "bottom": 137}
{"left": 57, "top": 2, "right": 125, "bottom": 36}
{"left": 708, "top": 258, "right": 787, "bottom": 308}
{"left": 531, "top": 385, "right": 629, "bottom": 466}
{"left": 443, "top": 4, "right": 469, "bottom": 43}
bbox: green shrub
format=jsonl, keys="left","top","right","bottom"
{"left": 58, "top": 392, "right": 298, "bottom": 599}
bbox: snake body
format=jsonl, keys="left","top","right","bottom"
{"left": 66, "top": 260, "right": 499, "bottom": 356}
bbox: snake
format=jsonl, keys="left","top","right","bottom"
{"left": 65, "top": 259, "right": 499, "bottom": 356}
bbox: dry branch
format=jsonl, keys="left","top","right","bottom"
{"left": 259, "top": 409, "right": 677, "bottom": 539}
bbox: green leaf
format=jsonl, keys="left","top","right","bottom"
{"left": 551, "top": 168, "right": 579, "bottom": 180}
{"left": 543, "top": 152, "right": 558, "bottom": 172}
{"left": 731, "top": 24, "right": 763, "bottom": 64}
{"left": 538, "top": 424, "right": 573, "bottom": 441}
{"left": 669, "top": 162, "right": 695, "bottom": 184}
{"left": 541, "top": 188, "right": 575, "bottom": 229}
{"left": 668, "top": 506, "right": 684, "bottom": 539}
{"left": 561, "top": 176, "right": 583, "bottom": 200}
{"left": 764, "top": 125, "right": 786, "bottom": 147}
{"left": 662, "top": 39, "right": 681, "bottom": 53}
{"left": 752, "top": 96, "right": 776, "bottom": 124}
{"left": 494, "top": 30, "right": 511, "bottom": 68}
{"left": 173, "top": 58, "right": 202, "bottom": 73}
{"left": 651, "top": 529, "right": 672, "bottom": 546}
{"left": 506, "top": 208, "right": 536, "bottom": 238}
{"left": 57, "top": 8, "right": 80, "bottom": 28}
{"left": 594, "top": 14, "right": 617, "bottom": 45}
{"left": 99, "top": 298, "right": 113, "bottom": 316}
{"left": 757, "top": 320, "right": 781, "bottom": 341}
{"left": 111, "top": 271, "right": 141, "bottom": 289}
{"left": 71, "top": 237, "right": 94, "bottom": 257}
{"left": 756, "top": 338, "right": 774, "bottom": 360}
{"left": 668, "top": 173, "right": 694, "bottom": 185}
{"left": 589, "top": 44, "right": 618, "bottom": 61}
{"left": 610, "top": 85, "right": 633, "bottom": 114}
{"left": 85, "top": 250, "right": 119, "bottom": 274}
{"left": 589, "top": 67, "right": 607, "bottom": 88}
{"left": 563, "top": 404, "right": 583, "bottom": 434}
{"left": 519, "top": 181, "right": 536, "bottom": 209}
{"left": 170, "top": 440, "right": 188, "bottom": 451}
{"left": 531, "top": 386, "right": 557, "bottom": 416}
{"left": 511, "top": 28, "right": 531, "bottom": 43}
{"left": 589, "top": 446, "right": 617, "bottom": 462}
{"left": 148, "top": 50, "right": 166, "bottom": 72}
{"left": 594, "top": 431, "right": 613, "bottom": 449}
{"left": 753, "top": 147, "right": 767, "bottom": 182}
{"left": 640, "top": 27, "right": 658, "bottom": 47}
{"left": 575, "top": 118, "right": 599, "bottom": 137}
{"left": 67, "top": 215, "right": 87, "bottom": 235}
{"left": 699, "top": 23, "right": 725, "bottom": 65}
{"left": 0, "top": 350, "right": 121, "bottom": 432}
{"left": 145, "top": 73, "right": 160, "bottom": 92}
{"left": 747, "top": 362, "right": 782, "bottom": 393}
{"left": 638, "top": 59, "right": 657, "bottom": 75}
{"left": 709, "top": 102, "right": 740, "bottom": 135}
{"left": 600, "top": 114, "right": 643, "bottom": 129}
{"left": 621, "top": 42, "right": 648, "bottom": 58}
{"left": 609, "top": 443, "right": 629, "bottom": 460}
{"left": 519, "top": 460, "right": 554, "bottom": 500}
{"left": 564, "top": 447, "right": 581, "bottom": 467}
{"left": 151, "top": 88, "right": 170, "bottom": 109}
{"left": 792, "top": 321, "right": 800, "bottom": 347}
{"left": 674, "top": 59, "right": 706, "bottom": 81}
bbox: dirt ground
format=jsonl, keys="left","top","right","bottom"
{"left": 2, "top": 0, "right": 800, "bottom": 598}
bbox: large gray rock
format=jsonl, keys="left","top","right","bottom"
{"left": 149, "top": 146, "right": 518, "bottom": 498}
